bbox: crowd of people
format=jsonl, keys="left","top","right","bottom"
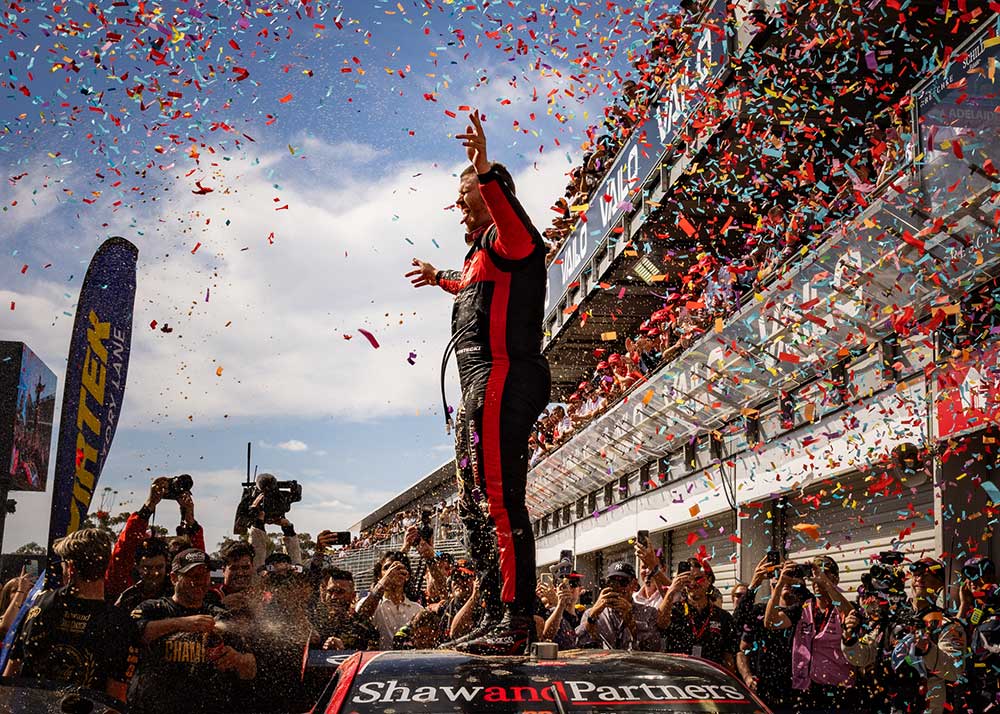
{"left": 528, "top": 110, "right": 907, "bottom": 464}
{"left": 541, "top": 6, "right": 709, "bottom": 260}
{"left": 4, "top": 472, "right": 999, "bottom": 714}
{"left": 339, "top": 500, "right": 460, "bottom": 552}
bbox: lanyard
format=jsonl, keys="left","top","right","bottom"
{"left": 686, "top": 603, "right": 712, "bottom": 641}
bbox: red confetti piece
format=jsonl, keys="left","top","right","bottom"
{"left": 678, "top": 215, "right": 696, "bottom": 237}
{"left": 778, "top": 352, "right": 800, "bottom": 364}
{"left": 150, "top": 320, "right": 158, "bottom": 330}
{"left": 901, "top": 230, "right": 926, "bottom": 254}
{"left": 358, "top": 328, "right": 380, "bottom": 349}
{"left": 191, "top": 242, "right": 201, "bottom": 254}
{"left": 279, "top": 94, "right": 293, "bottom": 103}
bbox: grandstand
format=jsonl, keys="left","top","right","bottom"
{"left": 342, "top": 0, "right": 1000, "bottom": 607}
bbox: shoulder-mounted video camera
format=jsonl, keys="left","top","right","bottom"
{"left": 233, "top": 472, "right": 303, "bottom": 535}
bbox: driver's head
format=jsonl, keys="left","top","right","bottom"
{"left": 321, "top": 568, "right": 357, "bottom": 609}
{"left": 53, "top": 529, "right": 113, "bottom": 586}
{"left": 457, "top": 163, "right": 515, "bottom": 236}
{"left": 220, "top": 541, "right": 255, "bottom": 593}
{"left": 135, "top": 537, "right": 169, "bottom": 590}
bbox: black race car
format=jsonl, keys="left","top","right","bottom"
{"left": 311, "top": 649, "right": 770, "bottom": 714}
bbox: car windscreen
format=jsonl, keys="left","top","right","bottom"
{"left": 338, "top": 653, "right": 767, "bottom": 714}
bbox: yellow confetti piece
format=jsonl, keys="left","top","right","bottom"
{"left": 600, "top": 331, "right": 618, "bottom": 341}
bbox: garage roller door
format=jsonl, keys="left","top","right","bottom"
{"left": 670, "top": 511, "right": 739, "bottom": 611}
{"left": 784, "top": 470, "right": 936, "bottom": 599}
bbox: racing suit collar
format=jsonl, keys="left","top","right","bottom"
{"left": 465, "top": 222, "right": 493, "bottom": 250}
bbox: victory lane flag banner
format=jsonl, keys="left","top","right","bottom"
{"left": 46, "top": 236, "right": 138, "bottom": 547}
{"left": 0, "top": 237, "right": 138, "bottom": 671}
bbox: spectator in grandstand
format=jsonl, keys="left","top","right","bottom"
{"left": 314, "top": 567, "right": 377, "bottom": 651}
{"left": 736, "top": 555, "right": 803, "bottom": 713}
{"left": 4, "top": 529, "right": 137, "bottom": 705}
{"left": 842, "top": 558, "right": 964, "bottom": 714}
{"left": 634, "top": 539, "right": 671, "bottom": 609}
{"left": 765, "top": 557, "right": 857, "bottom": 712}
{"left": 128, "top": 548, "right": 257, "bottom": 714}
{"left": 116, "top": 536, "right": 171, "bottom": 611}
{"left": 541, "top": 572, "right": 585, "bottom": 648}
{"left": 106, "top": 477, "right": 205, "bottom": 603}
{"left": 357, "top": 551, "right": 424, "bottom": 650}
{"left": 576, "top": 562, "right": 662, "bottom": 651}
{"left": 659, "top": 557, "right": 737, "bottom": 668}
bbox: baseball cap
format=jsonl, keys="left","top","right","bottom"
{"left": 606, "top": 562, "right": 636, "bottom": 580}
{"left": 172, "top": 548, "right": 211, "bottom": 574}
{"left": 609, "top": 353, "right": 622, "bottom": 364}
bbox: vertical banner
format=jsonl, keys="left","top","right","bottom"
{"left": 0, "top": 237, "right": 137, "bottom": 671}
{"left": 46, "top": 236, "right": 138, "bottom": 548}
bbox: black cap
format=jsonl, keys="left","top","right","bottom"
{"left": 606, "top": 561, "right": 636, "bottom": 580}
{"left": 172, "top": 548, "right": 211, "bottom": 574}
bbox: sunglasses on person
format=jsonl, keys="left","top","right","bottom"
{"left": 908, "top": 562, "right": 943, "bottom": 577}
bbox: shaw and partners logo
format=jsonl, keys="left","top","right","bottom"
{"left": 69, "top": 309, "right": 127, "bottom": 533}
{"left": 350, "top": 679, "right": 748, "bottom": 705}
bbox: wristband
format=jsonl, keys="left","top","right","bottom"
{"left": 648, "top": 565, "right": 661, "bottom": 579}
{"left": 433, "top": 270, "right": 442, "bottom": 286}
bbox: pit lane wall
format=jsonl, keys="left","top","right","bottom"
{"left": 531, "top": 21, "right": 1000, "bottom": 601}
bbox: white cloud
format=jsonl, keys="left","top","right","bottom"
{"left": 275, "top": 439, "right": 308, "bottom": 452}
{"left": 2, "top": 138, "right": 574, "bottom": 430}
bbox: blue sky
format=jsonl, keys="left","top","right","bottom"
{"left": 0, "top": 0, "right": 662, "bottom": 551}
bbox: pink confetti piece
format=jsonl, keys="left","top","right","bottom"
{"left": 358, "top": 328, "right": 380, "bottom": 349}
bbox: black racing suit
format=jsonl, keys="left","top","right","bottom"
{"left": 436, "top": 166, "right": 551, "bottom": 617}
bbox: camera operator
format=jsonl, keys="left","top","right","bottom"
{"left": 576, "top": 562, "right": 662, "bottom": 651}
{"left": 659, "top": 557, "right": 737, "bottom": 668}
{"left": 958, "top": 555, "right": 1000, "bottom": 711}
{"left": 4, "top": 529, "right": 138, "bottom": 706}
{"left": 106, "top": 476, "right": 204, "bottom": 603}
{"left": 356, "top": 551, "right": 425, "bottom": 649}
{"left": 116, "top": 537, "right": 170, "bottom": 611}
{"left": 313, "top": 567, "right": 377, "bottom": 652}
{"left": 841, "top": 558, "right": 965, "bottom": 714}
{"left": 128, "top": 548, "right": 256, "bottom": 714}
{"left": 765, "top": 556, "right": 857, "bottom": 712}
{"left": 247, "top": 474, "right": 302, "bottom": 572}
{"left": 736, "top": 554, "right": 806, "bottom": 713}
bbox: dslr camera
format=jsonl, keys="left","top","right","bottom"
{"left": 861, "top": 551, "right": 908, "bottom": 605}
{"left": 163, "top": 474, "right": 194, "bottom": 501}
{"left": 233, "top": 472, "right": 303, "bottom": 535}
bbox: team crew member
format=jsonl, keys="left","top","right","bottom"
{"left": 407, "top": 109, "right": 550, "bottom": 654}
{"left": 659, "top": 558, "right": 737, "bottom": 669}
{"left": 4, "top": 529, "right": 138, "bottom": 704}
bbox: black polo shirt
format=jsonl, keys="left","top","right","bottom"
{"left": 662, "top": 601, "right": 737, "bottom": 665}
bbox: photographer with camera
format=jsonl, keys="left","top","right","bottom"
{"left": 765, "top": 556, "right": 857, "bottom": 712}
{"left": 242, "top": 473, "right": 303, "bottom": 572}
{"left": 841, "top": 557, "right": 965, "bottom": 714}
{"left": 659, "top": 557, "right": 737, "bottom": 667}
{"left": 736, "top": 553, "right": 806, "bottom": 713}
{"left": 539, "top": 570, "right": 584, "bottom": 648}
{"left": 958, "top": 555, "right": 1000, "bottom": 711}
{"left": 106, "top": 475, "right": 204, "bottom": 603}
